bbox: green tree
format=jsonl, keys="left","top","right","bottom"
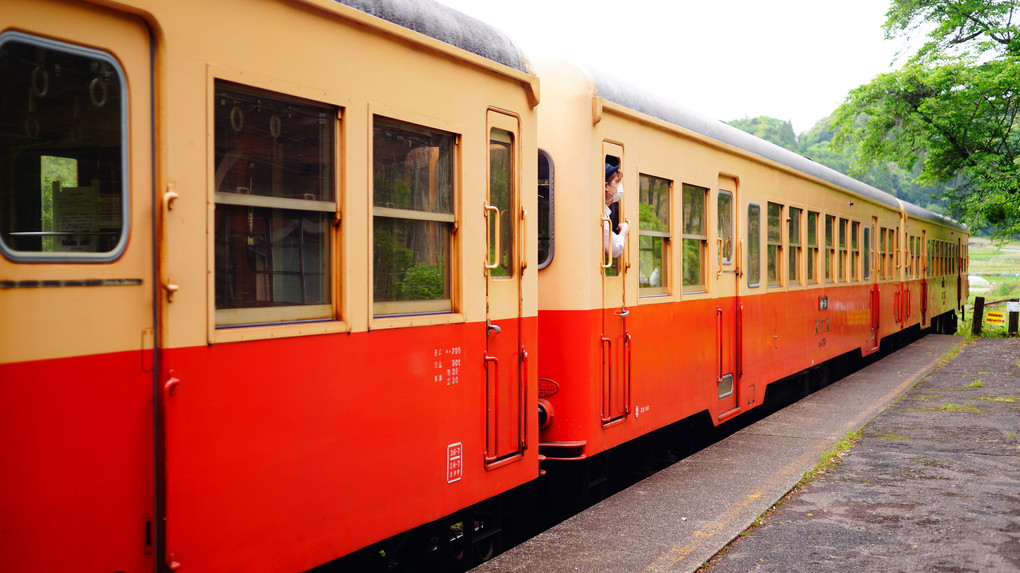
{"left": 832, "top": 1, "right": 1020, "bottom": 239}
{"left": 727, "top": 117, "right": 798, "bottom": 151}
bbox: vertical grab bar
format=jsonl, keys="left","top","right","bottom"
{"left": 716, "top": 307, "right": 723, "bottom": 381}
{"left": 520, "top": 208, "right": 528, "bottom": 271}
{"left": 485, "top": 205, "right": 501, "bottom": 270}
{"left": 484, "top": 354, "right": 499, "bottom": 463}
{"left": 519, "top": 348, "right": 528, "bottom": 451}
{"left": 601, "top": 217, "right": 613, "bottom": 269}
{"left": 624, "top": 333, "right": 632, "bottom": 415}
{"left": 600, "top": 336, "right": 612, "bottom": 422}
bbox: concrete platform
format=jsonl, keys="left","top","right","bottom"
{"left": 472, "top": 334, "right": 965, "bottom": 573}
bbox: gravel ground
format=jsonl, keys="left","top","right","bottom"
{"left": 701, "top": 337, "right": 1020, "bottom": 573}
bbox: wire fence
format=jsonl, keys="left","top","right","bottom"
{"left": 967, "top": 297, "right": 1020, "bottom": 337}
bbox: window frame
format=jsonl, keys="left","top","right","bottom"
{"left": 788, "top": 206, "right": 802, "bottom": 286}
{"left": 681, "top": 183, "right": 708, "bottom": 294}
{"left": 370, "top": 114, "right": 459, "bottom": 319}
{"left": 806, "top": 210, "right": 819, "bottom": 284}
{"left": 0, "top": 32, "right": 130, "bottom": 264}
{"left": 747, "top": 202, "right": 761, "bottom": 288}
{"left": 638, "top": 173, "right": 671, "bottom": 297}
{"left": 536, "top": 148, "right": 555, "bottom": 270}
{"left": 211, "top": 80, "right": 338, "bottom": 329}
{"left": 766, "top": 202, "right": 783, "bottom": 288}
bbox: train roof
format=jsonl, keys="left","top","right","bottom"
{"left": 586, "top": 68, "right": 968, "bottom": 233}
{"left": 334, "top": 0, "right": 529, "bottom": 73}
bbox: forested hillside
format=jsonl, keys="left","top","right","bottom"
{"left": 727, "top": 115, "right": 947, "bottom": 214}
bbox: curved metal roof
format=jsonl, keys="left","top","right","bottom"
{"left": 335, "top": 0, "right": 528, "bottom": 73}
{"left": 587, "top": 68, "right": 968, "bottom": 232}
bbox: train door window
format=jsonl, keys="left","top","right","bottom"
{"left": 639, "top": 174, "right": 670, "bottom": 295}
{"left": 487, "top": 129, "right": 515, "bottom": 278}
{"left": 863, "top": 225, "right": 872, "bottom": 280}
{"left": 537, "top": 150, "right": 554, "bottom": 269}
{"left": 718, "top": 190, "right": 733, "bottom": 265}
{"left": 825, "top": 214, "right": 835, "bottom": 283}
{"left": 681, "top": 184, "right": 707, "bottom": 293}
{"left": 788, "top": 207, "right": 801, "bottom": 285}
{"left": 0, "top": 33, "right": 127, "bottom": 262}
{"left": 747, "top": 203, "right": 761, "bottom": 288}
{"left": 372, "top": 117, "right": 455, "bottom": 316}
{"left": 838, "top": 218, "right": 848, "bottom": 283}
{"left": 603, "top": 155, "right": 623, "bottom": 275}
{"left": 851, "top": 221, "right": 860, "bottom": 282}
{"left": 766, "top": 202, "right": 782, "bottom": 287}
{"left": 806, "top": 211, "right": 819, "bottom": 284}
{"left": 213, "top": 82, "right": 335, "bottom": 326}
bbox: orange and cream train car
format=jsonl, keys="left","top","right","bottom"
{"left": 531, "top": 59, "right": 968, "bottom": 462}
{"left": 0, "top": 1, "right": 969, "bottom": 571}
{"left": 1, "top": 0, "right": 538, "bottom": 571}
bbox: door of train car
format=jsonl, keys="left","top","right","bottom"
{"left": 600, "top": 143, "right": 628, "bottom": 426}
{"left": 0, "top": 5, "right": 156, "bottom": 572}
{"left": 484, "top": 111, "right": 525, "bottom": 464}
{"left": 715, "top": 178, "right": 741, "bottom": 415}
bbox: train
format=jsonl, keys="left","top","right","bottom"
{"left": 0, "top": 0, "right": 967, "bottom": 571}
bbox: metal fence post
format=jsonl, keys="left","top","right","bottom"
{"left": 1009, "top": 298, "right": 1019, "bottom": 337}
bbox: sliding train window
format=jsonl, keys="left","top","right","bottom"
{"left": 372, "top": 117, "right": 455, "bottom": 316}
{"left": 487, "top": 128, "right": 514, "bottom": 278}
{"left": 838, "top": 218, "right": 848, "bottom": 282}
{"left": 825, "top": 215, "right": 835, "bottom": 283}
{"left": 766, "top": 202, "right": 782, "bottom": 287}
{"left": 851, "top": 221, "right": 860, "bottom": 282}
{"left": 213, "top": 82, "right": 336, "bottom": 326}
{"left": 681, "top": 184, "right": 707, "bottom": 293}
{"left": 537, "top": 149, "right": 554, "bottom": 269}
{"left": 863, "top": 224, "right": 873, "bottom": 281}
{"left": 788, "top": 207, "right": 801, "bottom": 285}
{"left": 639, "top": 174, "right": 670, "bottom": 295}
{"left": 806, "top": 211, "right": 819, "bottom": 284}
{"left": 0, "top": 33, "right": 127, "bottom": 262}
{"left": 747, "top": 203, "right": 761, "bottom": 288}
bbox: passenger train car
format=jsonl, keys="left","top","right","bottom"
{"left": 532, "top": 59, "right": 968, "bottom": 462}
{"left": 0, "top": 1, "right": 966, "bottom": 571}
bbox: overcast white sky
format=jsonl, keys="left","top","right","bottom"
{"left": 436, "top": 0, "right": 910, "bottom": 134}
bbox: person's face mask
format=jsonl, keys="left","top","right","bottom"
{"left": 611, "top": 182, "right": 624, "bottom": 204}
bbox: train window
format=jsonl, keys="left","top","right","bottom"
{"left": 788, "top": 207, "right": 801, "bottom": 285}
{"left": 372, "top": 117, "right": 455, "bottom": 316}
{"left": 488, "top": 129, "right": 515, "bottom": 278}
{"left": 747, "top": 203, "right": 761, "bottom": 288}
{"left": 718, "top": 191, "right": 733, "bottom": 265}
{"left": 838, "top": 218, "right": 848, "bottom": 283}
{"left": 766, "top": 202, "right": 782, "bottom": 287}
{"left": 681, "top": 184, "right": 707, "bottom": 293}
{"left": 886, "top": 229, "right": 895, "bottom": 279}
{"left": 639, "top": 174, "right": 670, "bottom": 295}
{"left": 806, "top": 211, "right": 819, "bottom": 284}
{"left": 825, "top": 215, "right": 835, "bottom": 283}
{"left": 0, "top": 33, "right": 127, "bottom": 262}
{"left": 863, "top": 225, "right": 872, "bottom": 280}
{"left": 213, "top": 82, "right": 335, "bottom": 326}
{"left": 848, "top": 219, "right": 856, "bottom": 279}
{"left": 537, "top": 150, "right": 554, "bottom": 269}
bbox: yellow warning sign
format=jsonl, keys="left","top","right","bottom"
{"left": 986, "top": 311, "right": 1006, "bottom": 325}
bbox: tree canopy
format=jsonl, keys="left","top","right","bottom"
{"left": 832, "top": 0, "right": 1020, "bottom": 238}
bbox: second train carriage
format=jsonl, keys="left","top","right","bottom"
{"left": 532, "top": 58, "right": 968, "bottom": 462}
{"left": 0, "top": 0, "right": 539, "bottom": 571}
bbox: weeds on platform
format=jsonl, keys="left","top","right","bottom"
{"left": 967, "top": 380, "right": 984, "bottom": 388}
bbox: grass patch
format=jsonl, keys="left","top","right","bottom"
{"left": 910, "top": 403, "right": 982, "bottom": 413}
{"left": 967, "top": 380, "right": 984, "bottom": 388}
{"left": 874, "top": 433, "right": 910, "bottom": 440}
{"left": 976, "top": 395, "right": 1017, "bottom": 403}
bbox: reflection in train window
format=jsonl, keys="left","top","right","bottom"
{"left": 537, "top": 150, "right": 554, "bottom": 269}
{"left": 788, "top": 207, "right": 801, "bottom": 285}
{"left": 807, "top": 211, "right": 819, "bottom": 284}
{"left": 767, "top": 202, "right": 782, "bottom": 287}
{"left": 372, "top": 117, "right": 455, "bottom": 316}
{"left": 0, "top": 33, "right": 127, "bottom": 261}
{"left": 213, "top": 82, "right": 335, "bottom": 326}
{"left": 747, "top": 203, "right": 761, "bottom": 288}
{"left": 639, "top": 174, "right": 670, "bottom": 295}
{"left": 682, "top": 184, "right": 707, "bottom": 293}
{"left": 488, "top": 129, "right": 515, "bottom": 278}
